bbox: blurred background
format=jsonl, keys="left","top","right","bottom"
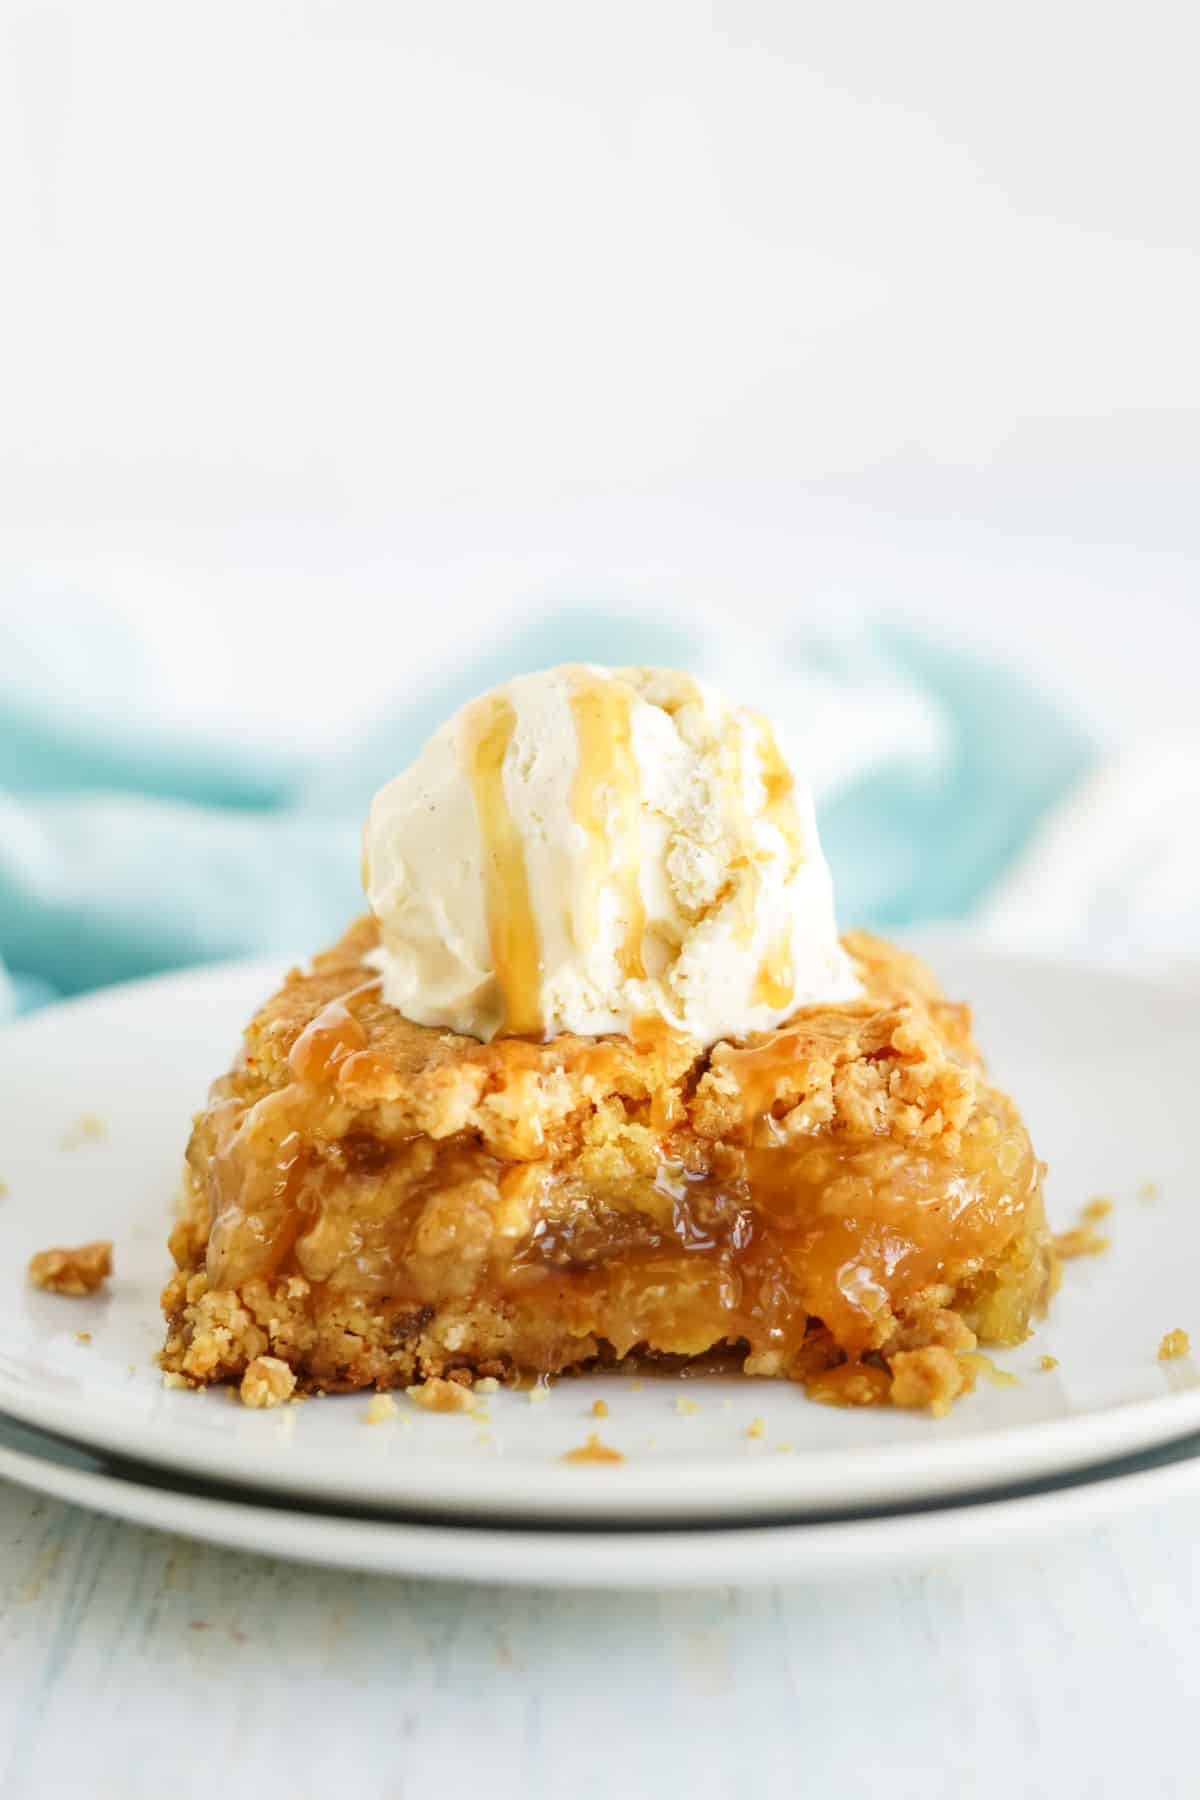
{"left": 2, "top": 1, "right": 1198, "bottom": 1012}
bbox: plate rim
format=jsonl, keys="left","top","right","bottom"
{"left": 2, "top": 942, "right": 1197, "bottom": 1526}
{"left": 2, "top": 1354, "right": 1200, "bottom": 1525}
{"left": 2, "top": 1410, "right": 1199, "bottom": 1590}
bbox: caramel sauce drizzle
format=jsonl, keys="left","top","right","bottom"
{"left": 718, "top": 723, "right": 761, "bottom": 950}
{"left": 630, "top": 1013, "right": 688, "bottom": 1132}
{"left": 288, "top": 979, "right": 383, "bottom": 1086}
{"left": 717, "top": 1019, "right": 821, "bottom": 1125}
{"left": 750, "top": 713, "right": 807, "bottom": 1012}
{"left": 464, "top": 693, "right": 544, "bottom": 1037}
{"left": 752, "top": 936, "right": 795, "bottom": 1011}
{"left": 753, "top": 713, "right": 806, "bottom": 877}
{"left": 568, "top": 671, "right": 646, "bottom": 980}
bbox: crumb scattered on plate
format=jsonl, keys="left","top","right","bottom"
{"left": 0, "top": 1181, "right": 8, "bottom": 1199}
{"left": 75, "top": 1331, "right": 92, "bottom": 1344}
{"left": 27, "top": 1240, "right": 112, "bottom": 1295}
{"left": 364, "top": 1392, "right": 398, "bottom": 1424}
{"left": 1039, "top": 1354, "right": 1059, "bottom": 1371}
{"left": 959, "top": 1351, "right": 1020, "bottom": 1389}
{"left": 1055, "top": 1224, "right": 1110, "bottom": 1260}
{"left": 239, "top": 1356, "right": 297, "bottom": 1409}
{"left": 59, "top": 1114, "right": 107, "bottom": 1150}
{"left": 1158, "top": 1329, "right": 1191, "bottom": 1362}
{"left": 1138, "top": 1180, "right": 1161, "bottom": 1203}
{"left": 561, "top": 1433, "right": 624, "bottom": 1464}
{"left": 747, "top": 1418, "right": 765, "bottom": 1440}
{"left": 591, "top": 1398, "right": 609, "bottom": 1419}
{"left": 406, "top": 1376, "right": 476, "bottom": 1413}
{"left": 674, "top": 1396, "right": 700, "bottom": 1416}
{"left": 1083, "top": 1196, "right": 1114, "bottom": 1222}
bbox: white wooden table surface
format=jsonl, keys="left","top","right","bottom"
{"left": 2, "top": 1475, "right": 1198, "bottom": 1800}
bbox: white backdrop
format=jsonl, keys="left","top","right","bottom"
{"left": 1, "top": 1, "right": 1197, "bottom": 744}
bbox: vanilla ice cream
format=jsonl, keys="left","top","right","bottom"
{"left": 362, "top": 665, "right": 861, "bottom": 1044}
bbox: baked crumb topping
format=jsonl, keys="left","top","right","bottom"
{"left": 28, "top": 1240, "right": 112, "bottom": 1296}
{"left": 1158, "top": 1329, "right": 1191, "bottom": 1362}
{"left": 160, "top": 917, "right": 1055, "bottom": 1415}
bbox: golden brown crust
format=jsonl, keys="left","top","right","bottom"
{"left": 240, "top": 916, "right": 702, "bottom": 1162}
{"left": 161, "top": 917, "right": 1055, "bottom": 1409}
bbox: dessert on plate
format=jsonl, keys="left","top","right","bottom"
{"left": 162, "top": 666, "right": 1056, "bottom": 1412}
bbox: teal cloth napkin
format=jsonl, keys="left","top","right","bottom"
{"left": 0, "top": 605, "right": 1092, "bottom": 1015}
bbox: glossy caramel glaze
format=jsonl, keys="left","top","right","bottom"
{"left": 164, "top": 919, "right": 1055, "bottom": 1403}
{"left": 567, "top": 669, "right": 646, "bottom": 979}
{"left": 463, "top": 692, "right": 544, "bottom": 1036}
{"left": 753, "top": 712, "right": 805, "bottom": 878}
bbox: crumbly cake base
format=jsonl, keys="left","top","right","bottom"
{"left": 162, "top": 919, "right": 1057, "bottom": 1413}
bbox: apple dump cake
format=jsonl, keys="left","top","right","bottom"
{"left": 162, "top": 666, "right": 1056, "bottom": 1410}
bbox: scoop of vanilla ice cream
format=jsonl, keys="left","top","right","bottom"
{"left": 362, "top": 665, "right": 860, "bottom": 1044}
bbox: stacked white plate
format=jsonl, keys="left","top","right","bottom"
{"left": 1, "top": 945, "right": 1198, "bottom": 1589}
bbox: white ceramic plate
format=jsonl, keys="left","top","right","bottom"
{"left": 3, "top": 1407, "right": 1200, "bottom": 1589}
{"left": 0, "top": 946, "right": 1197, "bottom": 1524}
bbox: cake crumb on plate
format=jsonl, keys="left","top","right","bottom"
{"left": 407, "top": 1377, "right": 477, "bottom": 1413}
{"left": 59, "top": 1114, "right": 107, "bottom": 1150}
{"left": 562, "top": 1433, "right": 624, "bottom": 1464}
{"left": 1055, "top": 1224, "right": 1110, "bottom": 1259}
{"left": 239, "top": 1356, "right": 297, "bottom": 1409}
{"left": 28, "top": 1240, "right": 112, "bottom": 1295}
{"left": 959, "top": 1351, "right": 1020, "bottom": 1389}
{"left": 1158, "top": 1329, "right": 1191, "bottom": 1362}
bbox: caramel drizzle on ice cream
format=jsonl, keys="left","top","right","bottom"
{"left": 568, "top": 671, "right": 647, "bottom": 980}
{"left": 750, "top": 714, "right": 806, "bottom": 1012}
{"left": 463, "top": 693, "right": 544, "bottom": 1036}
{"left": 718, "top": 720, "right": 762, "bottom": 951}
